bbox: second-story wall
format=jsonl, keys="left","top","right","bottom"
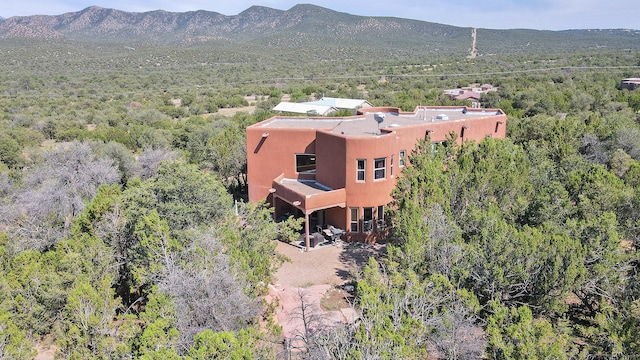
{"left": 315, "top": 131, "right": 347, "bottom": 190}
{"left": 247, "top": 126, "right": 318, "bottom": 201}
{"left": 389, "top": 114, "right": 506, "bottom": 146}
{"left": 247, "top": 108, "right": 507, "bottom": 216}
{"left": 342, "top": 134, "right": 399, "bottom": 209}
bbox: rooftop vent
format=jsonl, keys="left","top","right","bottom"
{"left": 374, "top": 113, "right": 385, "bottom": 134}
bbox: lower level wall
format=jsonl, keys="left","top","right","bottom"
{"left": 272, "top": 198, "right": 390, "bottom": 243}
{"left": 346, "top": 229, "right": 390, "bottom": 244}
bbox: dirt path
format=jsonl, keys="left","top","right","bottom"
{"left": 469, "top": 28, "right": 478, "bottom": 58}
{"left": 268, "top": 241, "right": 385, "bottom": 340}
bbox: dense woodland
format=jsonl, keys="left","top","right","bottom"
{"left": 1, "top": 28, "right": 640, "bottom": 359}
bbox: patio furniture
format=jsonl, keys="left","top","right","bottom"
{"left": 310, "top": 232, "right": 324, "bottom": 247}
{"left": 324, "top": 226, "right": 345, "bottom": 242}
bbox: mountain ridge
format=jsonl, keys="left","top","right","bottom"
{"left": 0, "top": 5, "right": 638, "bottom": 56}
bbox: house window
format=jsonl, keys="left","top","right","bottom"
{"left": 377, "top": 205, "right": 386, "bottom": 231}
{"left": 399, "top": 150, "right": 406, "bottom": 167}
{"left": 356, "top": 159, "right": 366, "bottom": 182}
{"left": 390, "top": 154, "right": 395, "bottom": 176}
{"left": 363, "top": 207, "right": 374, "bottom": 232}
{"left": 374, "top": 157, "right": 386, "bottom": 180}
{"left": 296, "top": 154, "right": 316, "bottom": 174}
{"left": 350, "top": 208, "right": 359, "bottom": 233}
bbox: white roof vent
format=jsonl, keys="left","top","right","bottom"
{"left": 436, "top": 114, "right": 449, "bottom": 120}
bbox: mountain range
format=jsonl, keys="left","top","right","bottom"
{"left": 1, "top": 5, "right": 639, "bottom": 56}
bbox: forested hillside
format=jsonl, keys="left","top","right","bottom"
{"left": 1, "top": 5, "right": 640, "bottom": 358}
{"left": 1, "top": 5, "right": 639, "bottom": 56}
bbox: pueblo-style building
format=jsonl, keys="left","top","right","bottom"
{"left": 246, "top": 105, "right": 507, "bottom": 250}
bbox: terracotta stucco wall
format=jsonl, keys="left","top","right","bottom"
{"left": 246, "top": 107, "right": 508, "bottom": 243}
{"left": 315, "top": 131, "right": 347, "bottom": 189}
{"left": 246, "top": 126, "right": 317, "bottom": 201}
{"left": 343, "top": 134, "right": 398, "bottom": 209}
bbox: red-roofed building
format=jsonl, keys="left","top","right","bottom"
{"left": 455, "top": 91, "right": 482, "bottom": 101}
{"left": 444, "top": 83, "right": 497, "bottom": 108}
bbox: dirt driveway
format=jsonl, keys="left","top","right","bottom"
{"left": 268, "top": 241, "right": 386, "bottom": 340}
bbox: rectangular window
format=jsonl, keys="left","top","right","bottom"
{"left": 363, "top": 207, "right": 374, "bottom": 232}
{"left": 377, "top": 205, "right": 386, "bottom": 231}
{"left": 350, "top": 208, "right": 359, "bottom": 233}
{"left": 356, "top": 159, "right": 366, "bottom": 182}
{"left": 399, "top": 150, "right": 406, "bottom": 167}
{"left": 390, "top": 154, "right": 394, "bottom": 176}
{"left": 296, "top": 154, "right": 316, "bottom": 174}
{"left": 374, "top": 157, "right": 386, "bottom": 180}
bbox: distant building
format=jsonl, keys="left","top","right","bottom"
{"left": 454, "top": 91, "right": 482, "bottom": 102}
{"left": 621, "top": 78, "right": 640, "bottom": 90}
{"left": 273, "top": 97, "right": 372, "bottom": 115}
{"left": 272, "top": 102, "right": 337, "bottom": 116}
{"left": 305, "top": 97, "right": 373, "bottom": 110}
{"left": 247, "top": 105, "right": 507, "bottom": 249}
{"left": 444, "top": 84, "right": 497, "bottom": 108}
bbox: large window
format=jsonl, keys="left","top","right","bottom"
{"left": 399, "top": 150, "right": 406, "bottom": 167}
{"left": 363, "top": 207, "right": 374, "bottom": 232}
{"left": 377, "top": 205, "right": 386, "bottom": 231}
{"left": 356, "top": 159, "right": 366, "bottom": 182}
{"left": 431, "top": 142, "right": 444, "bottom": 153}
{"left": 390, "top": 154, "right": 395, "bottom": 176}
{"left": 296, "top": 154, "right": 316, "bottom": 174}
{"left": 350, "top": 208, "right": 359, "bottom": 232}
{"left": 374, "top": 157, "right": 386, "bottom": 180}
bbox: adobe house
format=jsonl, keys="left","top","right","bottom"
{"left": 246, "top": 106, "right": 507, "bottom": 250}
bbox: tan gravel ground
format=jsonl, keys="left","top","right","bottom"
{"left": 268, "top": 240, "right": 386, "bottom": 340}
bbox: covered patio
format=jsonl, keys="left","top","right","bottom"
{"left": 270, "top": 174, "right": 346, "bottom": 251}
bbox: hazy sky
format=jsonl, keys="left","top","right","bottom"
{"left": 1, "top": 0, "right": 638, "bottom": 30}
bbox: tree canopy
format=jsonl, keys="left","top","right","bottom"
{"left": 0, "top": 35, "right": 639, "bottom": 357}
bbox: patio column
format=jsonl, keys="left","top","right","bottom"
{"left": 304, "top": 212, "right": 310, "bottom": 251}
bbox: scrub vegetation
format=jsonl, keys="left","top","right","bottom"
{"left": 1, "top": 5, "right": 640, "bottom": 358}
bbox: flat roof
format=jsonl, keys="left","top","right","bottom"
{"left": 305, "top": 97, "right": 371, "bottom": 109}
{"left": 256, "top": 107, "right": 503, "bottom": 136}
{"left": 279, "top": 178, "right": 334, "bottom": 197}
{"left": 273, "top": 102, "right": 336, "bottom": 115}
